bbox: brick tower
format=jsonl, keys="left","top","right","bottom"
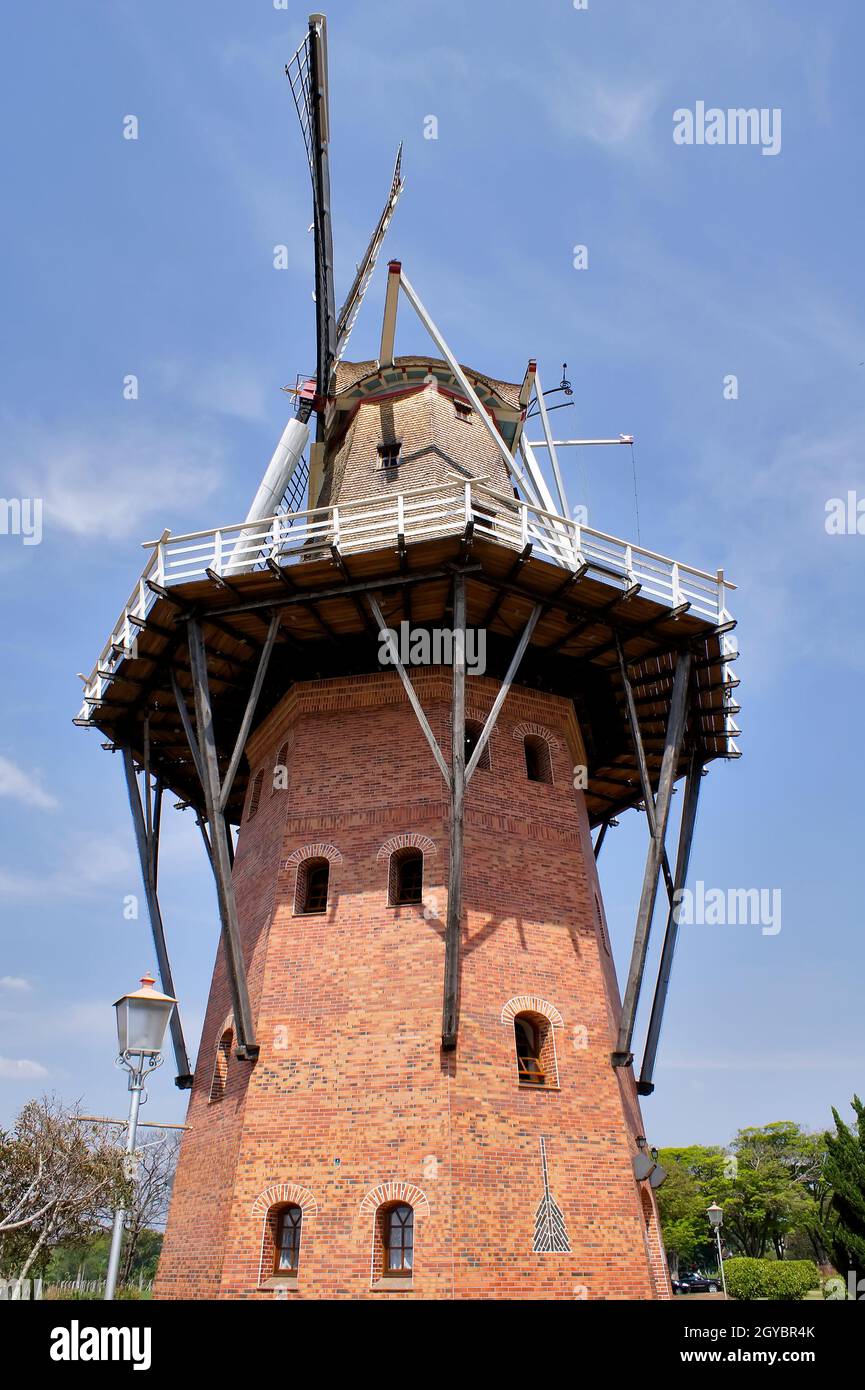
{"left": 75, "top": 14, "right": 739, "bottom": 1301}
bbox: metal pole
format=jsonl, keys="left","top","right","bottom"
{"left": 104, "top": 1057, "right": 145, "bottom": 1302}
{"left": 716, "top": 1227, "right": 728, "bottom": 1299}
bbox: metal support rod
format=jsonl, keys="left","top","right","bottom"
{"left": 616, "top": 636, "right": 675, "bottom": 905}
{"left": 465, "top": 604, "right": 543, "bottom": 782}
{"left": 614, "top": 651, "right": 692, "bottom": 1064}
{"left": 121, "top": 748, "right": 193, "bottom": 1087}
{"left": 367, "top": 594, "right": 451, "bottom": 785}
{"left": 398, "top": 268, "right": 528, "bottom": 498}
{"left": 442, "top": 574, "right": 466, "bottom": 1050}
{"left": 532, "top": 367, "right": 570, "bottom": 519}
{"left": 637, "top": 750, "right": 703, "bottom": 1094}
{"left": 219, "top": 611, "right": 280, "bottom": 811}
{"left": 186, "top": 618, "right": 259, "bottom": 1060}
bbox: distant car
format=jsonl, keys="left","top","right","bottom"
{"left": 673, "top": 1271, "right": 721, "bottom": 1294}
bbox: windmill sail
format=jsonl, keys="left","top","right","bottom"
{"left": 533, "top": 1137, "right": 571, "bottom": 1254}
{"left": 286, "top": 13, "right": 337, "bottom": 404}
{"left": 335, "top": 144, "right": 405, "bottom": 364}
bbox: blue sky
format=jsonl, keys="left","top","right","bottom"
{"left": 1, "top": 0, "right": 863, "bottom": 1147}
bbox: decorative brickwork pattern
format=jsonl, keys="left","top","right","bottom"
{"left": 375, "top": 833, "right": 437, "bottom": 860}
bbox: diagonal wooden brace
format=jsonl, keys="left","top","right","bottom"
{"left": 122, "top": 747, "right": 194, "bottom": 1088}
{"left": 637, "top": 748, "right": 703, "bottom": 1095}
{"left": 186, "top": 618, "right": 259, "bottom": 1061}
{"left": 613, "top": 650, "right": 692, "bottom": 1067}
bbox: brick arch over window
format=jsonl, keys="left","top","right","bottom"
{"left": 251, "top": 1183, "right": 318, "bottom": 1219}
{"left": 500, "top": 996, "right": 564, "bottom": 1028}
{"left": 283, "top": 843, "right": 343, "bottom": 869}
{"left": 359, "top": 1182, "right": 430, "bottom": 1219}
{"left": 511, "top": 721, "right": 561, "bottom": 752}
{"left": 375, "top": 833, "right": 438, "bottom": 861}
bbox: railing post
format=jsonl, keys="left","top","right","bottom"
{"left": 156, "top": 539, "right": 165, "bottom": 587}
{"left": 271, "top": 514, "right": 282, "bottom": 563}
{"left": 464, "top": 480, "right": 472, "bottom": 530}
{"left": 213, "top": 529, "right": 223, "bottom": 576}
{"left": 520, "top": 500, "right": 529, "bottom": 549}
{"left": 671, "top": 561, "right": 683, "bottom": 607}
{"left": 332, "top": 505, "right": 340, "bottom": 550}
{"left": 716, "top": 568, "right": 726, "bottom": 621}
{"left": 624, "top": 544, "right": 635, "bottom": 587}
{"left": 397, "top": 493, "right": 405, "bottom": 545}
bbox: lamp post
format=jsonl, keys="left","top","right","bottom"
{"left": 707, "top": 1202, "right": 727, "bottom": 1299}
{"left": 104, "top": 973, "right": 176, "bottom": 1301}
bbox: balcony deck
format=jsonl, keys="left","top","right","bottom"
{"left": 74, "top": 478, "right": 740, "bottom": 825}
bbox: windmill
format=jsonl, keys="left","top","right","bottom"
{"left": 75, "top": 11, "right": 741, "bottom": 1300}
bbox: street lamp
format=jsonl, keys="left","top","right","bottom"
{"left": 104, "top": 973, "right": 175, "bottom": 1301}
{"left": 707, "top": 1202, "right": 728, "bottom": 1299}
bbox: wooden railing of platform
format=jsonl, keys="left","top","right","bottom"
{"left": 75, "top": 477, "right": 738, "bottom": 749}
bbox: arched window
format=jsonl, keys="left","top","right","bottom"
{"left": 295, "top": 857, "right": 330, "bottom": 915}
{"left": 247, "top": 768, "right": 265, "bottom": 820}
{"left": 514, "top": 1015, "right": 547, "bottom": 1085}
{"left": 380, "top": 1203, "right": 414, "bottom": 1277}
{"left": 513, "top": 1011, "right": 560, "bottom": 1087}
{"left": 389, "top": 847, "right": 423, "bottom": 905}
{"left": 209, "top": 1029, "right": 232, "bottom": 1103}
{"left": 524, "top": 734, "right": 552, "bottom": 784}
{"left": 273, "top": 1204, "right": 303, "bottom": 1276}
{"left": 465, "top": 719, "right": 490, "bottom": 771}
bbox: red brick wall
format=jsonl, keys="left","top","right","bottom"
{"left": 155, "top": 671, "right": 669, "bottom": 1300}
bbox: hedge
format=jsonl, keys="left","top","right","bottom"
{"left": 724, "top": 1257, "right": 821, "bottom": 1301}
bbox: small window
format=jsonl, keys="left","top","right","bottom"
{"left": 377, "top": 442, "right": 402, "bottom": 470}
{"left": 295, "top": 857, "right": 329, "bottom": 914}
{"left": 524, "top": 735, "right": 552, "bottom": 785}
{"left": 514, "top": 1015, "right": 547, "bottom": 1086}
{"left": 247, "top": 769, "right": 265, "bottom": 820}
{"left": 381, "top": 1203, "right": 413, "bottom": 1277}
{"left": 209, "top": 1029, "right": 232, "bottom": 1103}
{"left": 273, "top": 1204, "right": 303, "bottom": 1276}
{"left": 389, "top": 847, "right": 423, "bottom": 905}
{"left": 454, "top": 400, "right": 473, "bottom": 424}
{"left": 465, "top": 720, "right": 490, "bottom": 771}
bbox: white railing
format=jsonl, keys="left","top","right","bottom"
{"left": 75, "top": 479, "right": 737, "bottom": 749}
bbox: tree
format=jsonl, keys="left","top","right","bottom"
{"left": 117, "top": 1129, "right": 179, "bottom": 1285}
{"left": 0, "top": 1096, "right": 126, "bottom": 1291}
{"left": 822, "top": 1095, "right": 865, "bottom": 1274}
{"left": 655, "top": 1146, "right": 725, "bottom": 1274}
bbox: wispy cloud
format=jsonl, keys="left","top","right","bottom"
{"left": 0, "top": 1057, "right": 48, "bottom": 1081}
{"left": 0, "top": 831, "right": 137, "bottom": 900}
{"left": 0, "top": 977, "right": 33, "bottom": 993}
{"left": 0, "top": 755, "right": 59, "bottom": 811}
{"left": 6, "top": 418, "right": 225, "bottom": 542}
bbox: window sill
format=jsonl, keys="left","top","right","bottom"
{"left": 371, "top": 1278, "right": 414, "bottom": 1291}
{"left": 518, "top": 1082, "right": 561, "bottom": 1092}
{"left": 258, "top": 1275, "right": 299, "bottom": 1291}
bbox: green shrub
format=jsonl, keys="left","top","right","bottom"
{"left": 725, "top": 1257, "right": 820, "bottom": 1301}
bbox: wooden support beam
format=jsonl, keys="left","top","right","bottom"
{"left": 367, "top": 594, "right": 451, "bottom": 785}
{"left": 637, "top": 749, "right": 703, "bottom": 1095}
{"left": 218, "top": 611, "right": 280, "bottom": 812}
{"left": 616, "top": 637, "right": 675, "bottom": 905}
{"left": 442, "top": 573, "right": 466, "bottom": 1051}
{"left": 593, "top": 817, "right": 612, "bottom": 860}
{"left": 191, "top": 563, "right": 481, "bottom": 620}
{"left": 121, "top": 747, "right": 193, "bottom": 1088}
{"left": 170, "top": 670, "right": 206, "bottom": 788}
{"left": 465, "top": 604, "right": 543, "bottom": 783}
{"left": 613, "top": 650, "right": 692, "bottom": 1067}
{"left": 186, "top": 618, "right": 259, "bottom": 1061}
